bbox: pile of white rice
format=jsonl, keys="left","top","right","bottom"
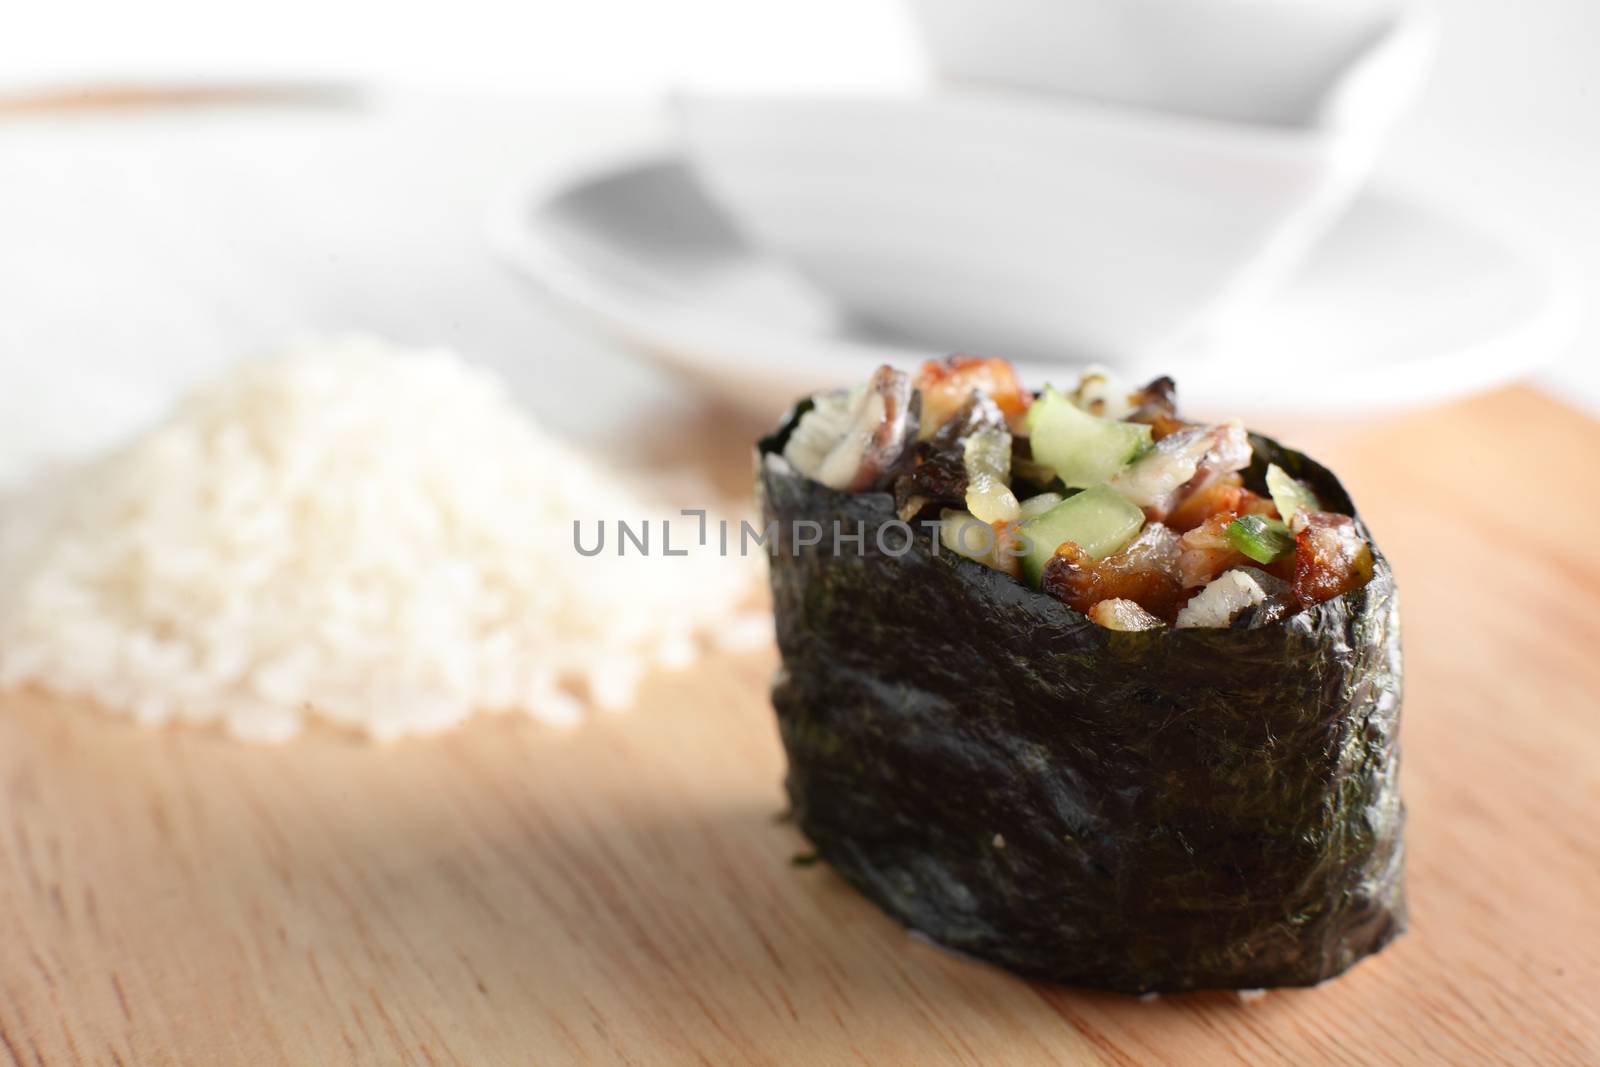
{"left": 0, "top": 338, "right": 762, "bottom": 742}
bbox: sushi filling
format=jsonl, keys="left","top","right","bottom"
{"left": 782, "top": 358, "right": 1375, "bottom": 629}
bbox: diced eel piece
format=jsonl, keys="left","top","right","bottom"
{"left": 1111, "top": 420, "right": 1251, "bottom": 522}
{"left": 1040, "top": 523, "right": 1184, "bottom": 620}
{"left": 1087, "top": 598, "right": 1167, "bottom": 631}
{"left": 784, "top": 365, "right": 917, "bottom": 491}
{"left": 1292, "top": 512, "right": 1375, "bottom": 606}
{"left": 916, "top": 355, "right": 1031, "bottom": 435}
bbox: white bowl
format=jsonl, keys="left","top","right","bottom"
{"left": 910, "top": 0, "right": 1435, "bottom": 129}
{"left": 491, "top": 155, "right": 1581, "bottom": 420}
{"left": 677, "top": 87, "right": 1405, "bottom": 363}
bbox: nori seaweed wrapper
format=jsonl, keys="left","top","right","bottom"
{"left": 758, "top": 406, "right": 1405, "bottom": 993}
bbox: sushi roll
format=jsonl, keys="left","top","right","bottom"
{"left": 758, "top": 359, "right": 1404, "bottom": 993}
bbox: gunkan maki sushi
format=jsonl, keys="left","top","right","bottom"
{"left": 759, "top": 358, "right": 1404, "bottom": 993}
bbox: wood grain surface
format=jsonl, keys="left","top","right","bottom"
{"left": 2, "top": 387, "right": 1598, "bottom": 1066}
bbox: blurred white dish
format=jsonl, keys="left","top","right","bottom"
{"left": 676, "top": 90, "right": 1400, "bottom": 364}
{"left": 911, "top": 0, "right": 1436, "bottom": 129}
{"left": 489, "top": 155, "right": 1578, "bottom": 419}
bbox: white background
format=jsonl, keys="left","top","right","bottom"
{"left": 4, "top": 0, "right": 1597, "bottom": 407}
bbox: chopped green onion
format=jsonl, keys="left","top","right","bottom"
{"left": 1265, "top": 463, "right": 1320, "bottom": 525}
{"left": 1226, "top": 515, "right": 1296, "bottom": 565}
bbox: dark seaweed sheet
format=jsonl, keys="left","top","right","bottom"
{"left": 758, "top": 409, "right": 1405, "bottom": 993}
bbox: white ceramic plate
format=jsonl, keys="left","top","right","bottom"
{"left": 489, "top": 152, "right": 1579, "bottom": 420}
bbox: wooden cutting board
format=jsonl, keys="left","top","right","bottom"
{"left": 2, "top": 387, "right": 1597, "bottom": 1066}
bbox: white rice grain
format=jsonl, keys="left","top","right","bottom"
{"left": 0, "top": 337, "right": 760, "bottom": 741}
